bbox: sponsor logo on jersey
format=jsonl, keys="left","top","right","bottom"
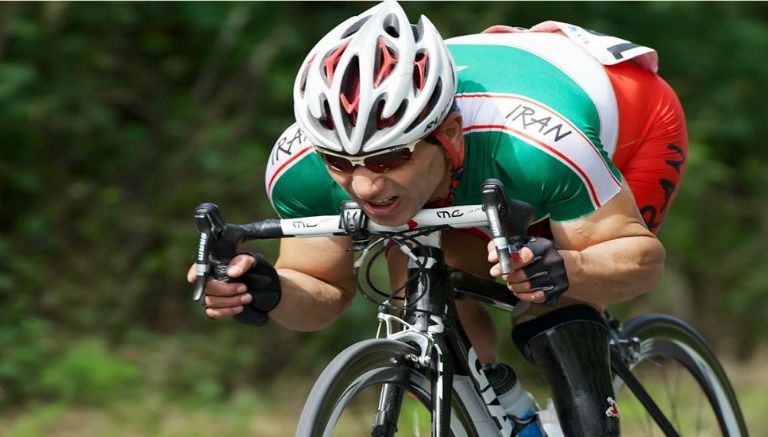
{"left": 504, "top": 102, "right": 573, "bottom": 143}
{"left": 265, "top": 124, "right": 314, "bottom": 197}
{"left": 457, "top": 93, "right": 621, "bottom": 209}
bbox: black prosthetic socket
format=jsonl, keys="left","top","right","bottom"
{"left": 512, "top": 305, "right": 620, "bottom": 437}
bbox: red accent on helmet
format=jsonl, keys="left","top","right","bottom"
{"left": 407, "top": 220, "right": 418, "bottom": 229}
{"left": 374, "top": 37, "right": 398, "bottom": 87}
{"left": 413, "top": 51, "right": 429, "bottom": 91}
{"left": 340, "top": 62, "right": 360, "bottom": 125}
{"left": 323, "top": 41, "right": 350, "bottom": 86}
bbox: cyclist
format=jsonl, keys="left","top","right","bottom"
{"left": 188, "top": 2, "right": 687, "bottom": 435}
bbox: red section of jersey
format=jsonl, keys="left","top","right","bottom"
{"left": 604, "top": 61, "right": 688, "bottom": 233}
{"left": 449, "top": 61, "right": 688, "bottom": 243}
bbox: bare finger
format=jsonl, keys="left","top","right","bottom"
{"left": 206, "top": 306, "right": 244, "bottom": 319}
{"left": 227, "top": 254, "right": 258, "bottom": 278}
{"left": 206, "top": 281, "right": 247, "bottom": 297}
{"left": 205, "top": 293, "right": 252, "bottom": 309}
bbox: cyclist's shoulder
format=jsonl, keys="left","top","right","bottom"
{"left": 447, "top": 21, "right": 658, "bottom": 72}
{"left": 265, "top": 123, "right": 346, "bottom": 219}
{"left": 448, "top": 27, "right": 618, "bottom": 127}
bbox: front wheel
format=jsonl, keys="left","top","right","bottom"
{"left": 296, "top": 339, "right": 478, "bottom": 437}
{"left": 613, "top": 314, "right": 748, "bottom": 436}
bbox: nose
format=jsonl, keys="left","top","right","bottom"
{"left": 349, "top": 167, "right": 385, "bottom": 200}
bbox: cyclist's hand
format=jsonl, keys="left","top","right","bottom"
{"left": 487, "top": 237, "right": 569, "bottom": 305}
{"left": 187, "top": 254, "right": 256, "bottom": 319}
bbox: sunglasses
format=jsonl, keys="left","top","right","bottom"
{"left": 315, "top": 138, "right": 421, "bottom": 174}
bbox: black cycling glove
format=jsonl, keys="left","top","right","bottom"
{"left": 522, "top": 237, "right": 569, "bottom": 306}
{"left": 214, "top": 252, "right": 281, "bottom": 327}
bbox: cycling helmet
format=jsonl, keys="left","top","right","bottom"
{"left": 293, "top": 1, "right": 456, "bottom": 156}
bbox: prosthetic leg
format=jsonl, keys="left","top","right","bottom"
{"left": 512, "top": 305, "right": 620, "bottom": 436}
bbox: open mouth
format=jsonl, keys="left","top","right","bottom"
{"left": 362, "top": 196, "right": 401, "bottom": 216}
{"left": 367, "top": 196, "right": 398, "bottom": 207}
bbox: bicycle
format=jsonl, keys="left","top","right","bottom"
{"left": 191, "top": 179, "right": 748, "bottom": 436}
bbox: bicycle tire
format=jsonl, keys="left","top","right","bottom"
{"left": 614, "top": 313, "right": 748, "bottom": 436}
{"left": 296, "top": 339, "right": 479, "bottom": 437}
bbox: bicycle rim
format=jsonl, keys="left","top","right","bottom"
{"left": 296, "top": 339, "right": 477, "bottom": 437}
{"left": 613, "top": 314, "right": 748, "bottom": 437}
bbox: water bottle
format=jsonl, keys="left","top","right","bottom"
{"left": 483, "top": 363, "right": 546, "bottom": 437}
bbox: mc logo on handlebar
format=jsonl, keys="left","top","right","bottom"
{"left": 436, "top": 209, "right": 464, "bottom": 219}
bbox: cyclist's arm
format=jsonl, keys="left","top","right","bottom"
{"left": 270, "top": 236, "right": 357, "bottom": 331}
{"left": 552, "top": 184, "right": 665, "bottom": 306}
{"left": 490, "top": 183, "right": 665, "bottom": 307}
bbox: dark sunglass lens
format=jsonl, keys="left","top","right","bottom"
{"left": 321, "top": 154, "right": 355, "bottom": 173}
{"left": 364, "top": 148, "right": 413, "bottom": 173}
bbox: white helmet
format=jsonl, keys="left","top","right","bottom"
{"left": 293, "top": 1, "right": 456, "bottom": 155}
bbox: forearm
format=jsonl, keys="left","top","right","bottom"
{"left": 268, "top": 268, "right": 355, "bottom": 331}
{"left": 560, "top": 235, "right": 665, "bottom": 307}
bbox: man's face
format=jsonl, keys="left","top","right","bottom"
{"left": 326, "top": 140, "right": 448, "bottom": 226}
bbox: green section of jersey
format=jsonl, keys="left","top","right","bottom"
{"left": 455, "top": 131, "right": 599, "bottom": 221}
{"left": 448, "top": 42, "right": 607, "bottom": 169}
{"left": 270, "top": 152, "right": 349, "bottom": 219}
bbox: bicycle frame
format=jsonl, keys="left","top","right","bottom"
{"left": 375, "top": 230, "right": 528, "bottom": 437}
{"left": 192, "top": 191, "right": 734, "bottom": 436}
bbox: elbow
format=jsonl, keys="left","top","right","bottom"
{"left": 639, "top": 238, "right": 666, "bottom": 295}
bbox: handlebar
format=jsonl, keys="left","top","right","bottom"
{"left": 191, "top": 179, "right": 534, "bottom": 317}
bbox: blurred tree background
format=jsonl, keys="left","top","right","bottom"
{"left": 1, "top": 1, "right": 766, "bottom": 434}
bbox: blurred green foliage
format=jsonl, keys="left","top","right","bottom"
{"left": 0, "top": 2, "right": 766, "bottom": 409}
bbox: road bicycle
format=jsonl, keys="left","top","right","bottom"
{"left": 191, "top": 179, "right": 748, "bottom": 436}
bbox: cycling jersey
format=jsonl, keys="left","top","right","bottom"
{"left": 266, "top": 23, "right": 687, "bottom": 232}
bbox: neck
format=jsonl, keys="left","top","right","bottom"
{"left": 431, "top": 156, "right": 453, "bottom": 201}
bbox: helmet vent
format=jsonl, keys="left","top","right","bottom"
{"left": 375, "top": 99, "right": 407, "bottom": 129}
{"left": 374, "top": 37, "right": 398, "bottom": 87}
{"left": 340, "top": 56, "right": 361, "bottom": 127}
{"left": 404, "top": 78, "right": 443, "bottom": 134}
{"left": 320, "top": 100, "right": 335, "bottom": 130}
{"left": 341, "top": 16, "right": 371, "bottom": 39}
{"left": 299, "top": 54, "right": 316, "bottom": 95}
{"left": 383, "top": 14, "right": 400, "bottom": 38}
{"left": 413, "top": 51, "right": 429, "bottom": 91}
{"left": 322, "top": 41, "right": 350, "bottom": 86}
{"left": 411, "top": 21, "right": 424, "bottom": 43}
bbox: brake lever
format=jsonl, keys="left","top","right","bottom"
{"left": 481, "top": 179, "right": 533, "bottom": 275}
{"left": 192, "top": 203, "right": 226, "bottom": 304}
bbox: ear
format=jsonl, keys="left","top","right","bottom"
{"left": 432, "top": 111, "right": 464, "bottom": 169}
{"left": 438, "top": 111, "right": 463, "bottom": 152}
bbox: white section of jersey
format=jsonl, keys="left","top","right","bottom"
{"left": 447, "top": 32, "right": 619, "bottom": 158}
{"left": 544, "top": 21, "right": 658, "bottom": 72}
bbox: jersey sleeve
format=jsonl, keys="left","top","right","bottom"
{"left": 264, "top": 123, "right": 348, "bottom": 219}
